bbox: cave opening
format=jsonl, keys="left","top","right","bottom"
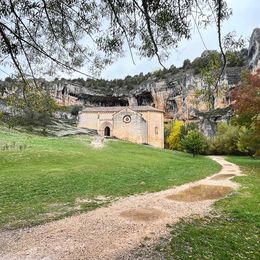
{"left": 167, "top": 99, "right": 178, "bottom": 113}
{"left": 79, "top": 94, "right": 129, "bottom": 107}
{"left": 136, "top": 92, "right": 154, "bottom": 106}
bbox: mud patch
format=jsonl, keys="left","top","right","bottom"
{"left": 120, "top": 208, "right": 166, "bottom": 222}
{"left": 211, "top": 174, "right": 236, "bottom": 180}
{"left": 167, "top": 185, "right": 233, "bottom": 202}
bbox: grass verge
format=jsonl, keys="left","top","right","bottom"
{"left": 0, "top": 127, "right": 220, "bottom": 230}
{"left": 157, "top": 156, "right": 260, "bottom": 259}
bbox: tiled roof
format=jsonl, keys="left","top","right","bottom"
{"left": 82, "top": 106, "right": 164, "bottom": 113}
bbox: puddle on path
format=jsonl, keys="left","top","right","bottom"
{"left": 120, "top": 208, "right": 166, "bottom": 222}
{"left": 167, "top": 185, "right": 233, "bottom": 202}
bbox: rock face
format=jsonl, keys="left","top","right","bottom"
{"left": 48, "top": 66, "right": 241, "bottom": 137}
{"left": 49, "top": 81, "right": 128, "bottom": 107}
{"left": 125, "top": 67, "right": 241, "bottom": 121}
{"left": 248, "top": 28, "right": 260, "bottom": 70}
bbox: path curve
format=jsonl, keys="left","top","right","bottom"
{"left": 0, "top": 156, "right": 242, "bottom": 260}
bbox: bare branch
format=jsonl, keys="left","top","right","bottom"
{"left": 105, "top": 0, "right": 136, "bottom": 65}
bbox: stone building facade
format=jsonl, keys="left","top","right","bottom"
{"left": 78, "top": 106, "right": 164, "bottom": 148}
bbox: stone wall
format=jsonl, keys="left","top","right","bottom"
{"left": 141, "top": 111, "right": 164, "bottom": 148}
{"left": 113, "top": 109, "right": 148, "bottom": 145}
{"left": 77, "top": 112, "right": 99, "bottom": 129}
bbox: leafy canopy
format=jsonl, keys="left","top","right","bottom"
{"left": 181, "top": 130, "right": 208, "bottom": 156}
{"left": 0, "top": 0, "right": 231, "bottom": 80}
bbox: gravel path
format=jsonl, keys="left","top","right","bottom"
{"left": 0, "top": 156, "right": 242, "bottom": 260}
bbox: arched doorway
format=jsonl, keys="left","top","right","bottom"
{"left": 104, "top": 126, "right": 110, "bottom": 137}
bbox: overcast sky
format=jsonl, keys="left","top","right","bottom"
{"left": 100, "top": 0, "right": 259, "bottom": 80}
{"left": 0, "top": 0, "right": 259, "bottom": 80}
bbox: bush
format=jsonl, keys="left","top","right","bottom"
{"left": 6, "top": 87, "right": 58, "bottom": 127}
{"left": 164, "top": 121, "right": 174, "bottom": 148}
{"left": 237, "top": 122, "right": 260, "bottom": 156}
{"left": 209, "top": 122, "right": 240, "bottom": 155}
{"left": 70, "top": 105, "right": 82, "bottom": 116}
{"left": 0, "top": 111, "right": 3, "bottom": 122}
{"left": 180, "top": 122, "right": 198, "bottom": 139}
{"left": 182, "top": 59, "right": 192, "bottom": 69}
{"left": 167, "top": 120, "right": 184, "bottom": 150}
{"left": 181, "top": 130, "right": 208, "bottom": 157}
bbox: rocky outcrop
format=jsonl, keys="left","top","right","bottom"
{"left": 248, "top": 28, "right": 260, "bottom": 70}
{"left": 125, "top": 67, "right": 241, "bottom": 121}
{"left": 0, "top": 65, "right": 244, "bottom": 137}
{"left": 49, "top": 81, "right": 128, "bottom": 107}
{"left": 190, "top": 107, "right": 233, "bottom": 137}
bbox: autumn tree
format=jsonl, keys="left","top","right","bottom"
{"left": 232, "top": 69, "right": 260, "bottom": 155}
{"left": 232, "top": 70, "right": 260, "bottom": 125}
{"left": 167, "top": 120, "right": 184, "bottom": 150}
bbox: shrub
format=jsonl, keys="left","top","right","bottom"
{"left": 70, "top": 105, "right": 82, "bottom": 116}
{"left": 181, "top": 130, "right": 208, "bottom": 157}
{"left": 6, "top": 87, "right": 58, "bottom": 127}
{"left": 167, "top": 120, "right": 184, "bottom": 150}
{"left": 209, "top": 122, "right": 240, "bottom": 155}
{"left": 237, "top": 122, "right": 260, "bottom": 156}
{"left": 180, "top": 122, "right": 199, "bottom": 139}
{"left": 164, "top": 121, "right": 174, "bottom": 148}
{"left": 0, "top": 111, "right": 3, "bottom": 122}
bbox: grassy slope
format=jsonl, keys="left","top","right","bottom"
{"left": 0, "top": 128, "right": 220, "bottom": 230}
{"left": 160, "top": 157, "right": 260, "bottom": 260}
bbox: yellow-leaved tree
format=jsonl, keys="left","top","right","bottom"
{"left": 167, "top": 120, "right": 184, "bottom": 150}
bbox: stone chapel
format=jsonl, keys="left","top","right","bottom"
{"left": 77, "top": 106, "right": 164, "bottom": 148}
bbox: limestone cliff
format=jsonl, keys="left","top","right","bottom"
{"left": 49, "top": 66, "right": 242, "bottom": 123}
{"left": 248, "top": 28, "right": 260, "bottom": 70}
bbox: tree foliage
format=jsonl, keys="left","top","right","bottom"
{"left": 181, "top": 130, "right": 208, "bottom": 157}
{"left": 0, "top": 0, "right": 231, "bottom": 80}
{"left": 232, "top": 70, "right": 260, "bottom": 126}
{"left": 232, "top": 70, "right": 260, "bottom": 155}
{"left": 209, "top": 122, "right": 240, "bottom": 155}
{"left": 5, "top": 85, "right": 58, "bottom": 127}
{"left": 182, "top": 59, "right": 192, "bottom": 69}
{"left": 192, "top": 32, "right": 245, "bottom": 111}
{"left": 167, "top": 120, "right": 184, "bottom": 151}
{"left": 198, "top": 51, "right": 222, "bottom": 110}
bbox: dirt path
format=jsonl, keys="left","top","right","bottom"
{"left": 0, "top": 156, "right": 242, "bottom": 260}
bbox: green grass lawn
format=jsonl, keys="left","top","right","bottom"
{"left": 159, "top": 156, "right": 260, "bottom": 259}
{"left": 0, "top": 127, "right": 220, "bottom": 230}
